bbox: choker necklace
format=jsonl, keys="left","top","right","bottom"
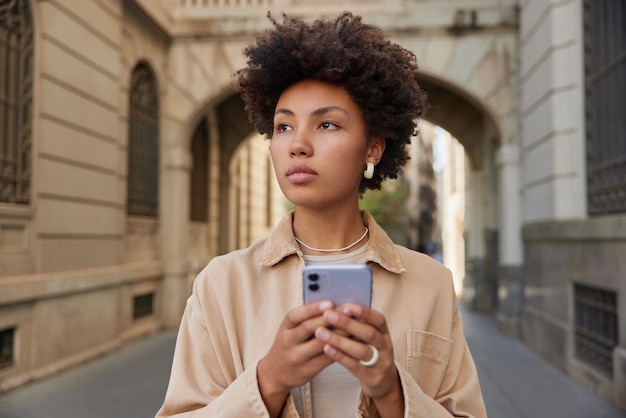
{"left": 294, "top": 227, "right": 369, "bottom": 253}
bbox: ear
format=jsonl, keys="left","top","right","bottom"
{"left": 366, "top": 137, "right": 386, "bottom": 164}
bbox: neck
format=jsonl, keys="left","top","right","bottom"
{"left": 295, "top": 226, "right": 369, "bottom": 253}
{"left": 292, "top": 207, "right": 367, "bottom": 254}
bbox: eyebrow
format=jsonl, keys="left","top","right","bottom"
{"left": 274, "top": 106, "right": 349, "bottom": 117}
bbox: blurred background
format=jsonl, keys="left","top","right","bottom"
{"left": 0, "top": 0, "right": 624, "bottom": 416}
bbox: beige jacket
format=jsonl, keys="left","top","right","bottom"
{"left": 156, "top": 211, "right": 487, "bottom": 418}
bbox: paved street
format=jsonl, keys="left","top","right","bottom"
{"left": 0, "top": 304, "right": 624, "bottom": 418}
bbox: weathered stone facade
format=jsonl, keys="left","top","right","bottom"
{"left": 0, "top": 0, "right": 623, "bottom": 412}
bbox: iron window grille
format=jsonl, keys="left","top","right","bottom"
{"left": 0, "top": 326, "right": 15, "bottom": 369}
{"left": 0, "top": 0, "right": 32, "bottom": 204}
{"left": 133, "top": 293, "right": 154, "bottom": 320}
{"left": 574, "top": 284, "right": 618, "bottom": 377}
{"left": 584, "top": 0, "right": 626, "bottom": 215}
{"left": 127, "top": 62, "right": 159, "bottom": 217}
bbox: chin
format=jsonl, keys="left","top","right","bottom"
{"left": 287, "top": 196, "right": 332, "bottom": 210}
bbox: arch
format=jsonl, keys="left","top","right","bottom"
{"left": 412, "top": 70, "right": 505, "bottom": 312}
{"left": 216, "top": 93, "right": 256, "bottom": 253}
{"left": 179, "top": 85, "right": 244, "bottom": 150}
{"left": 416, "top": 71, "right": 501, "bottom": 169}
{"left": 180, "top": 88, "right": 256, "bottom": 254}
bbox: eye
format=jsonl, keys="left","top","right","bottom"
{"left": 275, "top": 123, "right": 292, "bottom": 133}
{"left": 320, "top": 121, "right": 339, "bottom": 130}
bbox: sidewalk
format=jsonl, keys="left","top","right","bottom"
{"left": 461, "top": 306, "right": 625, "bottom": 418}
{"left": 0, "top": 305, "right": 624, "bottom": 418}
{"left": 0, "top": 332, "right": 176, "bottom": 418}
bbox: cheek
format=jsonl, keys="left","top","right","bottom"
{"left": 323, "top": 152, "right": 366, "bottom": 183}
{"left": 325, "top": 144, "right": 367, "bottom": 167}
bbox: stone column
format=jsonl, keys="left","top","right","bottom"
{"left": 496, "top": 143, "right": 524, "bottom": 335}
{"left": 464, "top": 169, "right": 487, "bottom": 310}
{"left": 161, "top": 146, "right": 192, "bottom": 328}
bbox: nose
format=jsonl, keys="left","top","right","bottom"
{"left": 289, "top": 130, "right": 313, "bottom": 157}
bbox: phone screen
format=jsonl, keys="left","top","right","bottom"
{"left": 303, "top": 264, "right": 372, "bottom": 307}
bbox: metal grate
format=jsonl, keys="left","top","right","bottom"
{"left": 584, "top": 0, "right": 626, "bottom": 215}
{"left": 127, "top": 62, "right": 159, "bottom": 217}
{"left": 190, "top": 117, "right": 209, "bottom": 222}
{"left": 574, "top": 284, "right": 618, "bottom": 377}
{"left": 133, "top": 293, "right": 154, "bottom": 320}
{"left": 0, "top": 0, "right": 33, "bottom": 204}
{"left": 0, "top": 326, "right": 15, "bottom": 369}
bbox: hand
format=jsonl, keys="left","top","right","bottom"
{"left": 258, "top": 300, "right": 335, "bottom": 417}
{"left": 313, "top": 304, "right": 404, "bottom": 415}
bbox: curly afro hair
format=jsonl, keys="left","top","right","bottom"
{"left": 234, "top": 12, "right": 427, "bottom": 192}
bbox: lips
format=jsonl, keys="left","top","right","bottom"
{"left": 286, "top": 164, "right": 318, "bottom": 184}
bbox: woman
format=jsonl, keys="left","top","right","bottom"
{"left": 157, "top": 12, "right": 487, "bottom": 418}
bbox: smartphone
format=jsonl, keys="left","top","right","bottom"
{"left": 303, "top": 264, "right": 372, "bottom": 307}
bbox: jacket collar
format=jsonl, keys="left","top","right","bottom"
{"left": 260, "top": 211, "right": 405, "bottom": 274}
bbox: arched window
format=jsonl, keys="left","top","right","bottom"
{"left": 127, "top": 62, "right": 159, "bottom": 217}
{"left": 0, "top": 0, "right": 33, "bottom": 204}
{"left": 190, "top": 117, "right": 209, "bottom": 222}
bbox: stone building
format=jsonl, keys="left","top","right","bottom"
{"left": 0, "top": 0, "right": 623, "bottom": 412}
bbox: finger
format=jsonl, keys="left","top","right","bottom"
{"left": 295, "top": 315, "right": 336, "bottom": 344}
{"left": 315, "top": 326, "right": 370, "bottom": 356}
{"left": 318, "top": 337, "right": 377, "bottom": 371}
{"left": 290, "top": 332, "right": 331, "bottom": 361}
{"left": 283, "top": 300, "right": 334, "bottom": 330}
{"left": 283, "top": 303, "right": 336, "bottom": 344}
{"left": 321, "top": 307, "right": 378, "bottom": 344}
{"left": 339, "top": 303, "right": 389, "bottom": 335}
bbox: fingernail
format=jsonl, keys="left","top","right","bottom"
{"left": 316, "top": 327, "right": 330, "bottom": 341}
{"left": 343, "top": 305, "right": 361, "bottom": 315}
{"left": 319, "top": 300, "right": 333, "bottom": 311}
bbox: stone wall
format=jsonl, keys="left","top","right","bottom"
{"left": 522, "top": 216, "right": 626, "bottom": 410}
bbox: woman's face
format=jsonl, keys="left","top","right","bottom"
{"left": 270, "top": 79, "right": 383, "bottom": 210}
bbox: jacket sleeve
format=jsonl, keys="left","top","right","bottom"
{"left": 155, "top": 299, "right": 275, "bottom": 417}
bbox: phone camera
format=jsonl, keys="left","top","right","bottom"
{"left": 308, "top": 273, "right": 319, "bottom": 281}
{"left": 308, "top": 283, "right": 320, "bottom": 292}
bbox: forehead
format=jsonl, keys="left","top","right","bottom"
{"left": 275, "top": 79, "right": 359, "bottom": 113}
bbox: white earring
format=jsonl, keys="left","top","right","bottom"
{"left": 364, "top": 162, "right": 375, "bottom": 179}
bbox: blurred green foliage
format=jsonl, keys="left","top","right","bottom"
{"left": 360, "top": 178, "right": 409, "bottom": 241}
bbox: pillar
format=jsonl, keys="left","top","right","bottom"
{"left": 496, "top": 143, "right": 524, "bottom": 335}
{"left": 464, "top": 169, "right": 488, "bottom": 310}
{"left": 161, "top": 146, "right": 192, "bottom": 328}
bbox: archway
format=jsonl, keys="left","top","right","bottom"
{"left": 181, "top": 71, "right": 507, "bottom": 315}
{"left": 417, "top": 74, "right": 503, "bottom": 312}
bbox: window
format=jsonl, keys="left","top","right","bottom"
{"left": 585, "top": 0, "right": 626, "bottom": 215}
{"left": 0, "top": 0, "right": 32, "bottom": 204}
{"left": 0, "top": 326, "right": 16, "bottom": 369}
{"left": 133, "top": 293, "right": 154, "bottom": 320}
{"left": 127, "top": 62, "right": 159, "bottom": 217}
{"left": 574, "top": 284, "right": 618, "bottom": 377}
{"left": 190, "top": 118, "right": 209, "bottom": 222}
